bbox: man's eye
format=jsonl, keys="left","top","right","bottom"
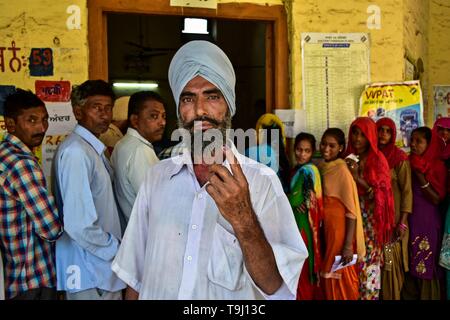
{"left": 208, "top": 95, "right": 219, "bottom": 100}
{"left": 181, "top": 97, "right": 192, "bottom": 103}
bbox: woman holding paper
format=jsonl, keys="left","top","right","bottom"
{"left": 318, "top": 128, "right": 365, "bottom": 300}
{"left": 345, "top": 117, "right": 396, "bottom": 300}
{"left": 376, "top": 117, "right": 413, "bottom": 300}
{"left": 288, "top": 132, "right": 324, "bottom": 300}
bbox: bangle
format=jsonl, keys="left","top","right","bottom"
{"left": 420, "top": 182, "right": 430, "bottom": 189}
{"left": 366, "top": 187, "right": 373, "bottom": 194}
{"left": 398, "top": 223, "right": 408, "bottom": 230}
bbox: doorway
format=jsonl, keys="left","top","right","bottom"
{"left": 89, "top": 0, "right": 289, "bottom": 149}
{"left": 107, "top": 14, "right": 268, "bottom": 136}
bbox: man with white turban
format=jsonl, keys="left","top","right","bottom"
{"left": 112, "top": 41, "right": 307, "bottom": 300}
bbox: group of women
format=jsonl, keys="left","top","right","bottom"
{"left": 285, "top": 116, "right": 450, "bottom": 300}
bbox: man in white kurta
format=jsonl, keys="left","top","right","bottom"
{"left": 111, "top": 92, "right": 166, "bottom": 225}
{"left": 111, "top": 40, "right": 307, "bottom": 300}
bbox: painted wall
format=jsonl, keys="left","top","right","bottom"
{"left": 1, "top": 0, "right": 449, "bottom": 123}
{"left": 403, "top": 0, "right": 429, "bottom": 123}
{"left": 429, "top": 0, "right": 450, "bottom": 123}
{"left": 0, "top": 0, "right": 88, "bottom": 91}
{"left": 288, "top": 0, "right": 404, "bottom": 111}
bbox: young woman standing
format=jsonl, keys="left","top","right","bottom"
{"left": 345, "top": 117, "right": 395, "bottom": 300}
{"left": 318, "top": 128, "right": 365, "bottom": 300}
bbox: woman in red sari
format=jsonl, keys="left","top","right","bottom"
{"left": 402, "top": 126, "right": 447, "bottom": 299}
{"left": 345, "top": 117, "right": 396, "bottom": 300}
{"left": 376, "top": 117, "right": 413, "bottom": 300}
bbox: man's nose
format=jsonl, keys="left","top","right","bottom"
{"left": 159, "top": 116, "right": 166, "bottom": 128}
{"left": 194, "top": 98, "right": 208, "bottom": 117}
{"left": 37, "top": 121, "right": 47, "bottom": 133}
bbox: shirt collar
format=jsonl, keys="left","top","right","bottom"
{"left": 3, "top": 132, "right": 34, "bottom": 156}
{"left": 74, "top": 124, "right": 106, "bottom": 155}
{"left": 168, "top": 139, "right": 245, "bottom": 179}
{"left": 126, "top": 127, "right": 153, "bottom": 149}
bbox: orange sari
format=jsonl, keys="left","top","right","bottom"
{"left": 318, "top": 159, "right": 366, "bottom": 300}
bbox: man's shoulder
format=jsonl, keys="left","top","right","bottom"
{"left": 57, "top": 132, "right": 92, "bottom": 155}
{"left": 0, "top": 141, "right": 37, "bottom": 169}
{"left": 238, "top": 154, "right": 285, "bottom": 197}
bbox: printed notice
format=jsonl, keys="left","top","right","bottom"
{"left": 302, "top": 33, "right": 370, "bottom": 141}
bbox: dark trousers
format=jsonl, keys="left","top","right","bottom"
{"left": 11, "top": 287, "right": 57, "bottom": 300}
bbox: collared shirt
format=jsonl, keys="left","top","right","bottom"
{"left": 99, "top": 123, "right": 124, "bottom": 155}
{"left": 52, "top": 125, "right": 126, "bottom": 293}
{"left": 0, "top": 133, "right": 62, "bottom": 299}
{"left": 158, "top": 142, "right": 184, "bottom": 160}
{"left": 112, "top": 141, "right": 307, "bottom": 299}
{"left": 111, "top": 128, "right": 160, "bottom": 223}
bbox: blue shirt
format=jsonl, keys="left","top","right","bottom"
{"left": 52, "top": 125, "right": 125, "bottom": 293}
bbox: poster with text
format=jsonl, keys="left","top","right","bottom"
{"left": 359, "top": 81, "right": 424, "bottom": 149}
{"left": 302, "top": 33, "right": 370, "bottom": 142}
{"left": 41, "top": 101, "right": 77, "bottom": 178}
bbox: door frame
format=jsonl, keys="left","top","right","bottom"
{"left": 88, "top": 0, "right": 289, "bottom": 111}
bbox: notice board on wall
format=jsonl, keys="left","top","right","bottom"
{"left": 301, "top": 33, "right": 370, "bottom": 140}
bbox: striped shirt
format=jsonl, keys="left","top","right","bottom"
{"left": 0, "top": 133, "right": 62, "bottom": 299}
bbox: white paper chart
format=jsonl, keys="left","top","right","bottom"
{"left": 302, "top": 33, "right": 370, "bottom": 140}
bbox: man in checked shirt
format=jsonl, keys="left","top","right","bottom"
{"left": 0, "top": 89, "right": 62, "bottom": 300}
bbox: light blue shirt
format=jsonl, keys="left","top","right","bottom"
{"left": 52, "top": 125, "right": 126, "bottom": 293}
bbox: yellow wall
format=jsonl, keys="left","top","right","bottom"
{"left": 403, "top": 0, "right": 430, "bottom": 123}
{"left": 288, "top": 0, "right": 404, "bottom": 110}
{"left": 429, "top": 0, "right": 450, "bottom": 123}
{"left": 0, "top": 0, "right": 88, "bottom": 91}
{"left": 1, "top": 0, "right": 449, "bottom": 124}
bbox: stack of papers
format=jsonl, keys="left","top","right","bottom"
{"left": 330, "top": 254, "right": 358, "bottom": 273}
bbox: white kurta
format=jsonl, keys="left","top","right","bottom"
{"left": 112, "top": 142, "right": 307, "bottom": 299}
{"left": 111, "top": 128, "right": 160, "bottom": 222}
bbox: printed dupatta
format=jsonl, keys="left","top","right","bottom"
{"left": 289, "top": 163, "right": 323, "bottom": 283}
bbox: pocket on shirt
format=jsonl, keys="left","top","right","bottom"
{"left": 207, "top": 223, "right": 244, "bottom": 291}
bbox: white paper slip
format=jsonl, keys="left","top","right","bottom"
{"left": 330, "top": 254, "right": 358, "bottom": 273}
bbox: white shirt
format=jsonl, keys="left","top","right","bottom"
{"left": 111, "top": 128, "right": 160, "bottom": 223}
{"left": 112, "top": 141, "right": 307, "bottom": 300}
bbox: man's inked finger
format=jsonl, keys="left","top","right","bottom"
{"left": 225, "top": 147, "right": 246, "bottom": 183}
{"left": 209, "top": 163, "right": 234, "bottom": 183}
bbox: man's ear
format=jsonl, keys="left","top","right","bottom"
{"left": 129, "top": 114, "right": 138, "bottom": 129}
{"left": 73, "top": 105, "right": 83, "bottom": 121}
{"left": 5, "top": 117, "right": 16, "bottom": 133}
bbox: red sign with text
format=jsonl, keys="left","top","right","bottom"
{"left": 35, "top": 80, "right": 71, "bottom": 102}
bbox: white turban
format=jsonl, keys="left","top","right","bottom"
{"left": 168, "top": 40, "right": 236, "bottom": 118}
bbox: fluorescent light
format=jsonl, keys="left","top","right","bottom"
{"left": 182, "top": 18, "right": 209, "bottom": 34}
{"left": 113, "top": 82, "right": 158, "bottom": 89}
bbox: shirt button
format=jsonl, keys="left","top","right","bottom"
{"left": 192, "top": 224, "right": 197, "bottom": 230}
{"left": 198, "top": 193, "right": 203, "bottom": 199}
{"left": 187, "top": 255, "right": 192, "bottom": 261}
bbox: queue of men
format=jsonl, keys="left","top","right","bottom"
{"left": 0, "top": 40, "right": 307, "bottom": 300}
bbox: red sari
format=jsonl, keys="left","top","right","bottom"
{"left": 346, "top": 117, "right": 396, "bottom": 300}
